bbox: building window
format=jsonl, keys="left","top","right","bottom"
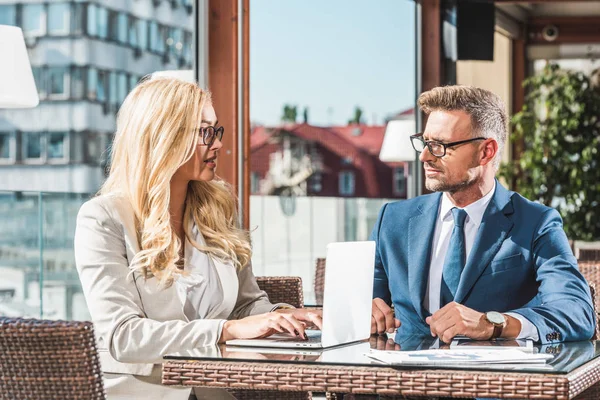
{"left": 129, "top": 75, "right": 139, "bottom": 92}
{"left": 0, "top": 132, "right": 16, "bottom": 163}
{"left": 22, "top": 132, "right": 44, "bottom": 162}
{"left": 117, "top": 73, "right": 128, "bottom": 106}
{"left": 48, "top": 3, "right": 71, "bottom": 36}
{"left": 72, "top": 3, "right": 84, "bottom": 35}
{"left": 0, "top": 5, "right": 17, "bottom": 26}
{"left": 22, "top": 4, "right": 46, "bottom": 37}
{"left": 138, "top": 19, "right": 148, "bottom": 50}
{"left": 86, "top": 4, "right": 97, "bottom": 36}
{"left": 97, "top": 7, "right": 108, "bottom": 39}
{"left": 168, "top": 27, "right": 183, "bottom": 57}
{"left": 393, "top": 166, "right": 406, "bottom": 196}
{"left": 47, "top": 67, "right": 69, "bottom": 99}
{"left": 97, "top": 70, "right": 108, "bottom": 103}
{"left": 183, "top": 31, "right": 193, "bottom": 67}
{"left": 117, "top": 12, "right": 128, "bottom": 44}
{"left": 87, "top": 68, "right": 98, "bottom": 100}
{"left": 128, "top": 16, "right": 139, "bottom": 48}
{"left": 339, "top": 171, "right": 355, "bottom": 196}
{"left": 31, "top": 67, "right": 47, "bottom": 100}
{"left": 109, "top": 71, "right": 118, "bottom": 109}
{"left": 47, "top": 132, "right": 69, "bottom": 162}
{"left": 71, "top": 67, "right": 85, "bottom": 99}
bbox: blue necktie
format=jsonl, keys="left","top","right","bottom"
{"left": 440, "top": 207, "right": 468, "bottom": 308}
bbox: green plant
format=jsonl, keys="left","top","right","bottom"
{"left": 500, "top": 63, "right": 600, "bottom": 241}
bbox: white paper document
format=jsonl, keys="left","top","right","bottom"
{"left": 365, "top": 349, "right": 553, "bottom": 367}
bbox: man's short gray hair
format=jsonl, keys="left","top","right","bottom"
{"left": 418, "top": 85, "right": 508, "bottom": 169}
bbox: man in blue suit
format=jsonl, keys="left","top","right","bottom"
{"left": 370, "top": 86, "right": 595, "bottom": 344}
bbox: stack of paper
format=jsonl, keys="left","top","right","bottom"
{"left": 365, "top": 349, "right": 553, "bottom": 367}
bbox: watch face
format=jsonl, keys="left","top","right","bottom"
{"left": 486, "top": 311, "right": 505, "bottom": 324}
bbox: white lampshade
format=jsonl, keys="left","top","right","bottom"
{"left": 379, "top": 119, "right": 417, "bottom": 162}
{"left": 0, "top": 25, "right": 39, "bottom": 108}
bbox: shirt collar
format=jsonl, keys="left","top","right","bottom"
{"left": 438, "top": 184, "right": 496, "bottom": 227}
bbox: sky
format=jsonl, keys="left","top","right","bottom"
{"left": 250, "top": 0, "right": 416, "bottom": 127}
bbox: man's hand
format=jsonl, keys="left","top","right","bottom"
{"left": 371, "top": 298, "right": 401, "bottom": 335}
{"left": 369, "top": 334, "right": 401, "bottom": 351}
{"left": 425, "top": 302, "right": 493, "bottom": 343}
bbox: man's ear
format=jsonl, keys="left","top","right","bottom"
{"left": 479, "top": 139, "right": 498, "bottom": 166}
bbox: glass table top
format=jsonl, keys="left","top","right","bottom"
{"left": 164, "top": 334, "right": 600, "bottom": 374}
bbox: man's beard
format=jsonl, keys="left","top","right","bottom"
{"left": 424, "top": 165, "right": 477, "bottom": 193}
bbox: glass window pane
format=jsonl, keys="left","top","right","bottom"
{"left": 97, "top": 71, "right": 107, "bottom": 102}
{"left": 47, "top": 67, "right": 67, "bottom": 96}
{"left": 72, "top": 3, "right": 84, "bottom": 35}
{"left": 183, "top": 31, "right": 193, "bottom": 67}
{"left": 169, "top": 28, "right": 183, "bottom": 56}
{"left": 87, "top": 4, "right": 97, "bottom": 36}
{"left": 48, "top": 133, "right": 67, "bottom": 159}
{"left": 71, "top": 67, "right": 84, "bottom": 99}
{"left": 23, "top": 132, "right": 43, "bottom": 159}
{"left": 31, "top": 67, "right": 46, "bottom": 99}
{"left": 109, "top": 72, "right": 118, "bottom": 107}
{"left": 149, "top": 21, "right": 159, "bottom": 52}
{"left": 138, "top": 19, "right": 148, "bottom": 50}
{"left": 157, "top": 24, "right": 166, "bottom": 53}
{"left": 48, "top": 3, "right": 71, "bottom": 35}
{"left": 118, "top": 13, "right": 128, "bottom": 43}
{"left": 97, "top": 7, "right": 108, "bottom": 39}
{"left": 22, "top": 4, "right": 45, "bottom": 36}
{"left": 87, "top": 68, "right": 98, "bottom": 100}
{"left": 117, "top": 73, "right": 127, "bottom": 105}
{"left": 128, "top": 17, "right": 138, "bottom": 47}
{"left": 0, "top": 133, "right": 11, "bottom": 159}
{"left": 0, "top": 5, "right": 17, "bottom": 26}
{"left": 129, "top": 75, "right": 139, "bottom": 92}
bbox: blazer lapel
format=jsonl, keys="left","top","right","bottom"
{"left": 408, "top": 193, "right": 442, "bottom": 320}
{"left": 454, "top": 182, "right": 515, "bottom": 304}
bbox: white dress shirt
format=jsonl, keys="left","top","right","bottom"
{"left": 424, "top": 186, "right": 539, "bottom": 341}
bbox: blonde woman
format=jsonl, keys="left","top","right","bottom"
{"left": 74, "top": 77, "right": 322, "bottom": 400}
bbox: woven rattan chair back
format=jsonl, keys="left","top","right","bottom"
{"left": 579, "top": 262, "right": 600, "bottom": 340}
{"left": 0, "top": 317, "right": 105, "bottom": 400}
{"left": 229, "top": 276, "right": 310, "bottom": 400}
{"left": 314, "top": 257, "right": 326, "bottom": 305}
{"left": 578, "top": 249, "right": 600, "bottom": 262}
{"left": 256, "top": 276, "right": 304, "bottom": 308}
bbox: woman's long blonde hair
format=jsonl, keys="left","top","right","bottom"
{"left": 100, "top": 77, "right": 252, "bottom": 286}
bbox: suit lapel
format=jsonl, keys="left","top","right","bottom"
{"left": 454, "top": 182, "right": 514, "bottom": 304}
{"left": 408, "top": 193, "right": 442, "bottom": 321}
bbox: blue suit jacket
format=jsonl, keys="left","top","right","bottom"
{"left": 369, "top": 181, "right": 595, "bottom": 344}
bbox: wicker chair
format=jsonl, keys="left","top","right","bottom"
{"left": 578, "top": 248, "right": 600, "bottom": 262}
{"left": 314, "top": 257, "right": 326, "bottom": 305}
{"left": 0, "top": 317, "right": 105, "bottom": 400}
{"left": 256, "top": 276, "right": 304, "bottom": 308}
{"left": 579, "top": 261, "right": 600, "bottom": 340}
{"left": 228, "top": 276, "right": 311, "bottom": 400}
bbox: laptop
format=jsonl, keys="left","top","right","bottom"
{"left": 226, "top": 240, "right": 376, "bottom": 349}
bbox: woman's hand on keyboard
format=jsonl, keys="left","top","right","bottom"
{"left": 220, "top": 312, "right": 308, "bottom": 343}
{"left": 274, "top": 308, "right": 323, "bottom": 331}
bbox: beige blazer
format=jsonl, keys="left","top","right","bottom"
{"left": 74, "top": 194, "right": 278, "bottom": 379}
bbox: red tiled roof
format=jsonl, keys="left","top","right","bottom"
{"left": 329, "top": 125, "right": 386, "bottom": 156}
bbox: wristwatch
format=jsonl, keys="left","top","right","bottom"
{"left": 484, "top": 311, "right": 506, "bottom": 340}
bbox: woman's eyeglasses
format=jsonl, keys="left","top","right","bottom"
{"left": 198, "top": 125, "right": 224, "bottom": 147}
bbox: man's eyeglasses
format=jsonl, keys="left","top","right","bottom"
{"left": 410, "top": 133, "right": 486, "bottom": 158}
{"left": 198, "top": 125, "right": 224, "bottom": 147}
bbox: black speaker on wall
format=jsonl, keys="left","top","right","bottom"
{"left": 443, "top": 0, "right": 495, "bottom": 61}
